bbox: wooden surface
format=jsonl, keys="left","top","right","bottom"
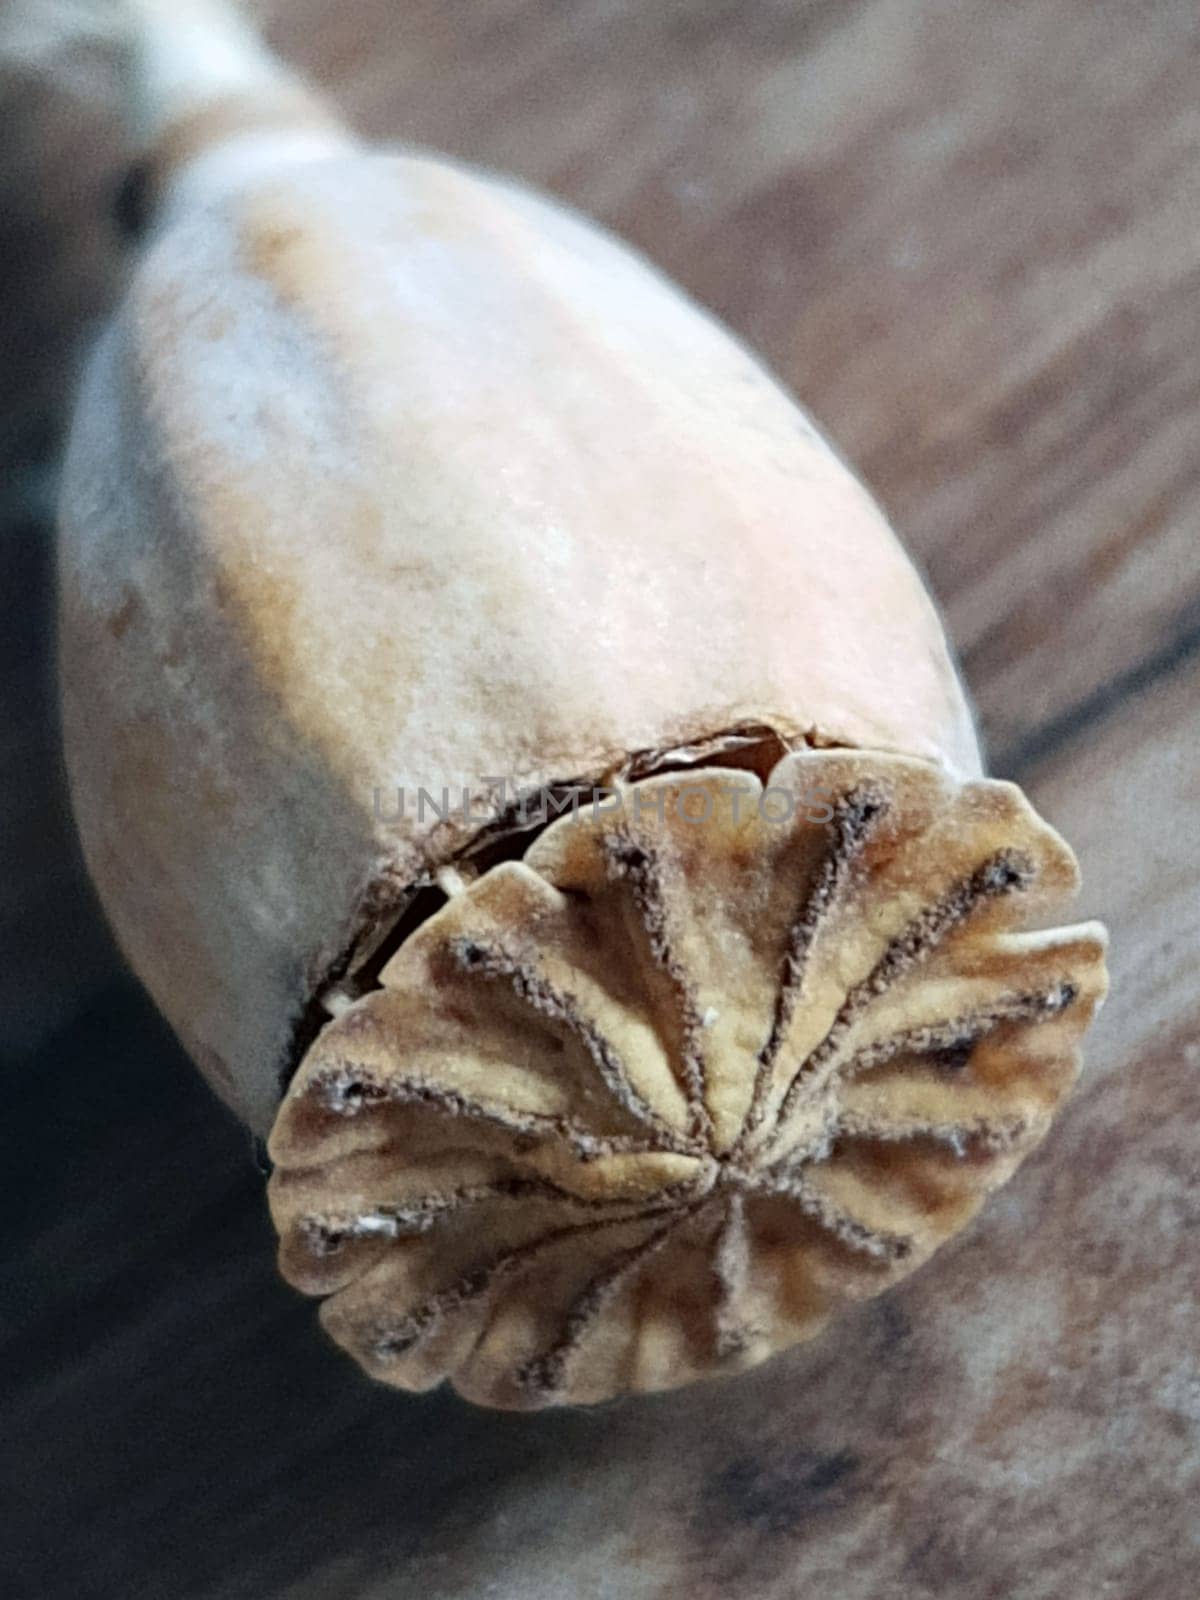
{"left": 2, "top": 2, "right": 1198, "bottom": 1596}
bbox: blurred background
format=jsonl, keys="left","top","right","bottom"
{"left": 2, "top": 3, "right": 1198, "bottom": 1597}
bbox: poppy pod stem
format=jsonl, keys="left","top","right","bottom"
{"left": 123, "top": 0, "right": 355, "bottom": 217}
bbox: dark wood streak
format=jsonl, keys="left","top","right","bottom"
{"left": 997, "top": 595, "right": 1200, "bottom": 779}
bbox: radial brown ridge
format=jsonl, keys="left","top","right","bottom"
{"left": 267, "top": 749, "right": 1108, "bottom": 1409}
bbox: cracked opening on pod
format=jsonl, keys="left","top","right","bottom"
{"left": 267, "top": 748, "right": 1107, "bottom": 1410}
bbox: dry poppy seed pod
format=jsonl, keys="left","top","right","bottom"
{"left": 59, "top": 0, "right": 1107, "bottom": 1408}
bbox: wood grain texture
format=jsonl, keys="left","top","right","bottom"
{"left": 1, "top": 2, "right": 1197, "bottom": 1597}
